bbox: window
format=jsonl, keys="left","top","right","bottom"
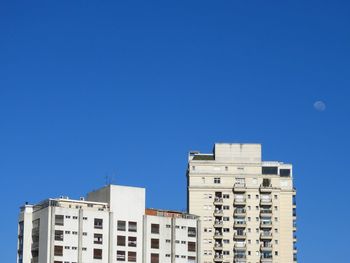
{"left": 223, "top": 205, "right": 230, "bottom": 210}
{"left": 117, "top": 221, "right": 126, "bottom": 231}
{"left": 93, "top": 249, "right": 102, "bottom": 259}
{"left": 94, "top": 234, "right": 103, "bottom": 244}
{"left": 94, "top": 219, "right": 103, "bottom": 229}
{"left": 262, "top": 178, "right": 271, "bottom": 187}
{"left": 117, "top": 236, "right": 126, "bottom": 246}
{"left": 128, "top": 221, "right": 137, "bottom": 232}
{"left": 128, "top": 236, "right": 137, "bottom": 247}
{"left": 55, "top": 215, "right": 64, "bottom": 226}
{"left": 117, "top": 251, "right": 125, "bottom": 261}
{"left": 188, "top": 242, "right": 196, "bottom": 252}
{"left": 188, "top": 256, "right": 196, "bottom": 261}
{"left": 223, "top": 194, "right": 230, "bottom": 199}
{"left": 262, "top": 167, "right": 278, "bottom": 175}
{"left": 55, "top": 230, "right": 64, "bottom": 241}
{"left": 151, "top": 224, "right": 160, "bottom": 234}
{"left": 54, "top": 246, "right": 63, "bottom": 256}
{"left": 128, "top": 251, "right": 136, "bottom": 262}
{"left": 214, "top": 177, "right": 221, "bottom": 184}
{"left": 280, "top": 169, "right": 291, "bottom": 177}
{"left": 151, "top": 253, "right": 159, "bottom": 263}
{"left": 151, "top": 238, "right": 159, "bottom": 249}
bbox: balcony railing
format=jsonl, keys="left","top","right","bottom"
{"left": 233, "top": 184, "right": 246, "bottom": 192}
{"left": 260, "top": 232, "right": 273, "bottom": 239}
{"left": 261, "top": 244, "right": 273, "bottom": 250}
{"left": 234, "top": 254, "right": 247, "bottom": 259}
{"left": 214, "top": 221, "right": 223, "bottom": 227}
{"left": 214, "top": 243, "right": 223, "bottom": 250}
{"left": 261, "top": 255, "right": 273, "bottom": 260}
{"left": 214, "top": 232, "right": 223, "bottom": 238}
{"left": 214, "top": 210, "right": 224, "bottom": 216}
{"left": 234, "top": 243, "right": 246, "bottom": 249}
{"left": 214, "top": 197, "right": 223, "bottom": 204}
{"left": 234, "top": 208, "right": 246, "bottom": 215}
{"left": 234, "top": 232, "right": 247, "bottom": 239}
{"left": 260, "top": 221, "right": 272, "bottom": 228}
{"left": 260, "top": 199, "right": 272, "bottom": 205}
{"left": 234, "top": 222, "right": 247, "bottom": 229}
{"left": 260, "top": 209, "right": 272, "bottom": 215}
{"left": 234, "top": 198, "right": 246, "bottom": 204}
{"left": 260, "top": 185, "right": 273, "bottom": 192}
{"left": 214, "top": 254, "right": 223, "bottom": 261}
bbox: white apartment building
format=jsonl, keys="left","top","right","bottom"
{"left": 17, "top": 185, "right": 200, "bottom": 263}
{"left": 187, "top": 143, "right": 297, "bottom": 263}
{"left": 143, "top": 209, "right": 200, "bottom": 263}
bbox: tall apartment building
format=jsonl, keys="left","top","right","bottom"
{"left": 17, "top": 185, "right": 200, "bottom": 263}
{"left": 187, "top": 143, "right": 297, "bottom": 263}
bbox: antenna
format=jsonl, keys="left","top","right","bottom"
{"left": 104, "top": 171, "right": 116, "bottom": 186}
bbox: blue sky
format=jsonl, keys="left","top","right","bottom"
{"left": 1, "top": 0, "right": 350, "bottom": 262}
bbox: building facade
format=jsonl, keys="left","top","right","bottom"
{"left": 17, "top": 185, "right": 200, "bottom": 263}
{"left": 187, "top": 143, "right": 297, "bottom": 263}
{"left": 143, "top": 209, "right": 200, "bottom": 263}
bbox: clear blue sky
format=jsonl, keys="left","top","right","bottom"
{"left": 1, "top": 0, "right": 350, "bottom": 262}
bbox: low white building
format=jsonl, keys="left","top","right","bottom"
{"left": 143, "top": 209, "right": 200, "bottom": 263}
{"left": 17, "top": 185, "right": 200, "bottom": 263}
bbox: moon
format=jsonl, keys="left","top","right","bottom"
{"left": 313, "top": 101, "right": 326, "bottom": 112}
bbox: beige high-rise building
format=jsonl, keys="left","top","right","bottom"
{"left": 187, "top": 143, "right": 297, "bottom": 263}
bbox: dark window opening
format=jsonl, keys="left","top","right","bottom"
{"left": 262, "top": 167, "right": 278, "bottom": 175}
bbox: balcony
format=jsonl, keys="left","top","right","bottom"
{"left": 214, "top": 243, "right": 223, "bottom": 250}
{"left": 214, "top": 232, "right": 223, "bottom": 239}
{"left": 214, "top": 254, "right": 223, "bottom": 262}
{"left": 259, "top": 185, "right": 273, "bottom": 193}
{"left": 260, "top": 209, "right": 272, "bottom": 216}
{"left": 214, "top": 221, "right": 223, "bottom": 227}
{"left": 260, "top": 199, "right": 272, "bottom": 205}
{"left": 233, "top": 184, "right": 246, "bottom": 192}
{"left": 234, "top": 243, "right": 246, "bottom": 250}
{"left": 234, "top": 221, "right": 247, "bottom": 228}
{"left": 234, "top": 208, "right": 246, "bottom": 216}
{"left": 260, "top": 232, "right": 273, "bottom": 240}
{"left": 261, "top": 256, "right": 273, "bottom": 263}
{"left": 234, "top": 198, "right": 246, "bottom": 205}
{"left": 260, "top": 244, "right": 273, "bottom": 251}
{"left": 293, "top": 234, "right": 297, "bottom": 242}
{"left": 294, "top": 246, "right": 298, "bottom": 254}
{"left": 234, "top": 232, "right": 247, "bottom": 239}
{"left": 214, "top": 197, "right": 223, "bottom": 205}
{"left": 31, "top": 242, "right": 39, "bottom": 251}
{"left": 214, "top": 210, "right": 224, "bottom": 216}
{"left": 234, "top": 254, "right": 246, "bottom": 260}
{"left": 260, "top": 221, "right": 272, "bottom": 228}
